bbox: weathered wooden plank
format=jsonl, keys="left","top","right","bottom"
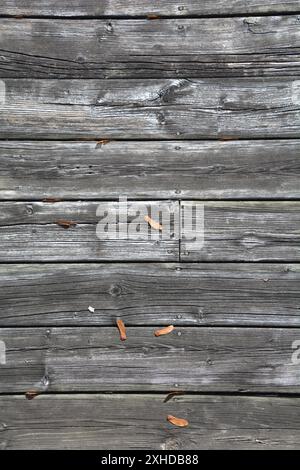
{"left": 0, "top": 17, "right": 300, "bottom": 78}
{"left": 1, "top": 140, "right": 300, "bottom": 200}
{"left": 181, "top": 201, "right": 300, "bottom": 262}
{"left": 0, "top": 263, "right": 299, "bottom": 327}
{"left": 0, "top": 201, "right": 299, "bottom": 261}
{"left": 1, "top": 78, "right": 300, "bottom": 138}
{"left": 1, "top": 394, "right": 300, "bottom": 450}
{"left": 0, "top": 201, "right": 179, "bottom": 261}
{"left": 1, "top": 1, "right": 299, "bottom": 17}
{"left": 0, "top": 326, "right": 300, "bottom": 392}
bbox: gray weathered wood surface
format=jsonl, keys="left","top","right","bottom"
{"left": 1, "top": 0, "right": 300, "bottom": 450}
{"left": 1, "top": 1, "right": 299, "bottom": 17}
{"left": 0, "top": 17, "right": 300, "bottom": 78}
{"left": 1, "top": 140, "right": 300, "bottom": 200}
{"left": 0, "top": 263, "right": 299, "bottom": 327}
{"left": 181, "top": 201, "right": 300, "bottom": 261}
{"left": 0, "top": 201, "right": 179, "bottom": 261}
{"left": 1, "top": 78, "right": 300, "bottom": 138}
{"left": 0, "top": 326, "right": 300, "bottom": 393}
{"left": 0, "top": 201, "right": 299, "bottom": 261}
{"left": 1, "top": 394, "right": 300, "bottom": 450}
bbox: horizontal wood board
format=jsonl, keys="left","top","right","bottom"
{"left": 1, "top": 394, "right": 300, "bottom": 449}
{"left": 0, "top": 263, "right": 299, "bottom": 327}
{"left": 1, "top": 140, "right": 300, "bottom": 200}
{"left": 1, "top": 1, "right": 300, "bottom": 17}
{"left": 1, "top": 17, "right": 300, "bottom": 78}
{"left": 1, "top": 326, "right": 300, "bottom": 393}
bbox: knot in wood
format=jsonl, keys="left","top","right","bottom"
{"left": 76, "top": 55, "right": 85, "bottom": 64}
{"left": 41, "top": 375, "right": 50, "bottom": 388}
{"left": 105, "top": 22, "right": 114, "bottom": 34}
{"left": 156, "top": 111, "right": 166, "bottom": 125}
{"left": 26, "top": 204, "right": 34, "bottom": 215}
{"left": 109, "top": 284, "right": 122, "bottom": 297}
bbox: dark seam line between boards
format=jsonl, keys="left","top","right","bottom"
{"left": 1, "top": 198, "right": 300, "bottom": 202}
{"left": 0, "top": 137, "right": 299, "bottom": 141}
{"left": 0, "top": 12, "right": 300, "bottom": 20}
{"left": 0, "top": 260, "right": 299, "bottom": 264}
{"left": 1, "top": 390, "right": 300, "bottom": 398}
{"left": 1, "top": 325, "right": 300, "bottom": 329}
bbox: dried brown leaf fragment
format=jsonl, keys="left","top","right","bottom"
{"left": 167, "top": 415, "right": 189, "bottom": 427}
{"left": 43, "top": 197, "right": 62, "bottom": 203}
{"left": 25, "top": 390, "right": 40, "bottom": 400}
{"left": 55, "top": 219, "right": 77, "bottom": 229}
{"left": 154, "top": 325, "right": 174, "bottom": 337}
{"left": 116, "top": 319, "right": 127, "bottom": 341}
{"left": 96, "top": 139, "right": 110, "bottom": 146}
{"left": 144, "top": 215, "right": 163, "bottom": 231}
{"left": 147, "top": 14, "right": 160, "bottom": 20}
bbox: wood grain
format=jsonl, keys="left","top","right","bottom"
{"left": 0, "top": 17, "right": 300, "bottom": 78}
{"left": 0, "top": 0, "right": 299, "bottom": 452}
{"left": 0, "top": 201, "right": 179, "bottom": 261}
{"left": 0, "top": 326, "right": 300, "bottom": 393}
{"left": 1, "top": 78, "right": 300, "bottom": 138}
{"left": 0, "top": 263, "right": 299, "bottom": 327}
{"left": 0, "top": 201, "right": 299, "bottom": 261}
{"left": 1, "top": 140, "right": 300, "bottom": 200}
{"left": 181, "top": 201, "right": 300, "bottom": 262}
{"left": 1, "top": 394, "right": 300, "bottom": 450}
{"left": 1, "top": 1, "right": 299, "bottom": 17}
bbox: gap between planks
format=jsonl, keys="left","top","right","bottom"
{"left": 1, "top": 12, "right": 300, "bottom": 19}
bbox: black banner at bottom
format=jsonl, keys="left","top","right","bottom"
{"left": 1, "top": 450, "right": 299, "bottom": 466}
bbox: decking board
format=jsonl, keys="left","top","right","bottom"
{"left": 0, "top": 326, "right": 300, "bottom": 393}
{"left": 0, "top": 201, "right": 179, "bottom": 262}
{"left": 1, "top": 1, "right": 299, "bottom": 17}
{"left": 0, "top": 201, "right": 299, "bottom": 261}
{"left": 0, "top": 1, "right": 299, "bottom": 451}
{"left": 0, "top": 263, "right": 299, "bottom": 327}
{"left": 1, "top": 394, "right": 300, "bottom": 450}
{"left": 0, "top": 17, "right": 300, "bottom": 78}
{"left": 1, "top": 140, "right": 300, "bottom": 200}
{"left": 181, "top": 201, "right": 300, "bottom": 261}
{"left": 1, "top": 78, "right": 300, "bottom": 139}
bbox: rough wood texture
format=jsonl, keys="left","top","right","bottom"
{"left": 1, "top": 394, "right": 300, "bottom": 450}
{"left": 1, "top": 140, "right": 300, "bottom": 200}
{"left": 1, "top": 1, "right": 299, "bottom": 17}
{"left": 0, "top": 201, "right": 299, "bottom": 261}
{"left": 0, "top": 263, "right": 299, "bottom": 327}
{"left": 0, "top": 201, "right": 179, "bottom": 261}
{"left": 0, "top": 17, "right": 300, "bottom": 78}
{"left": 0, "top": 4, "right": 299, "bottom": 451}
{"left": 1, "top": 78, "right": 300, "bottom": 139}
{"left": 0, "top": 326, "right": 300, "bottom": 393}
{"left": 181, "top": 201, "right": 300, "bottom": 262}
